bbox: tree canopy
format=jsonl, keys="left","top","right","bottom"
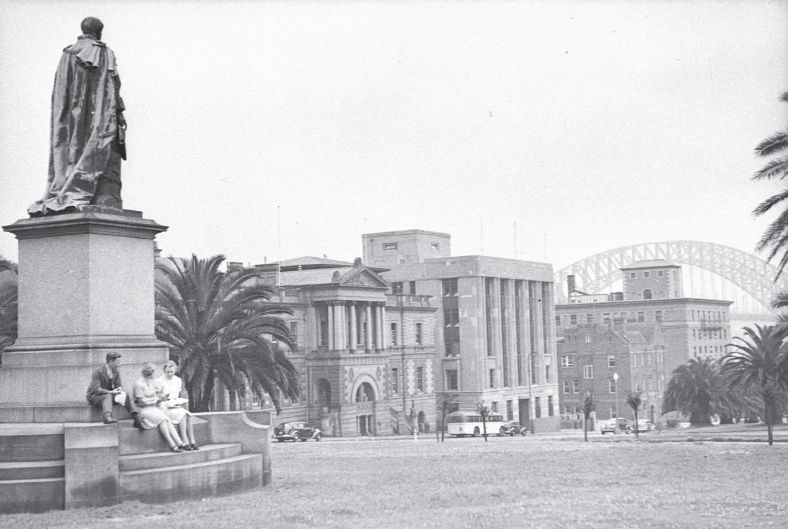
{"left": 155, "top": 254, "right": 300, "bottom": 412}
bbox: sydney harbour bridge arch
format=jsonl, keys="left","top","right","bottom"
{"left": 554, "top": 241, "right": 788, "bottom": 321}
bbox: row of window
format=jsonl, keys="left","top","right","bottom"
{"left": 391, "top": 281, "right": 417, "bottom": 295}
{"left": 690, "top": 309, "right": 727, "bottom": 321}
{"left": 692, "top": 328, "right": 727, "bottom": 340}
{"left": 390, "top": 366, "right": 425, "bottom": 394}
{"left": 388, "top": 322, "right": 423, "bottom": 347}
{"left": 558, "top": 310, "right": 664, "bottom": 327}
{"left": 561, "top": 354, "right": 617, "bottom": 369}
{"left": 628, "top": 270, "right": 675, "bottom": 279}
{"left": 693, "top": 345, "right": 727, "bottom": 357}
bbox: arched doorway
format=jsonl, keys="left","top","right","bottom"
{"left": 643, "top": 289, "right": 653, "bottom": 300}
{"left": 355, "top": 381, "right": 376, "bottom": 436}
{"left": 418, "top": 411, "right": 426, "bottom": 433}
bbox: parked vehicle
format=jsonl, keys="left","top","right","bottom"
{"left": 600, "top": 418, "right": 631, "bottom": 435}
{"left": 446, "top": 411, "right": 506, "bottom": 437}
{"left": 274, "top": 422, "right": 322, "bottom": 442}
{"left": 497, "top": 421, "right": 528, "bottom": 436}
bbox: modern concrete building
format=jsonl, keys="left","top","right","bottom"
{"left": 363, "top": 230, "right": 561, "bottom": 432}
{"left": 556, "top": 259, "right": 732, "bottom": 426}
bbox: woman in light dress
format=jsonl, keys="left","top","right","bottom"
{"left": 157, "top": 360, "right": 198, "bottom": 451}
{"left": 132, "top": 363, "right": 187, "bottom": 452}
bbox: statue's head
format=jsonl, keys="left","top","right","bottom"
{"left": 80, "top": 17, "right": 104, "bottom": 40}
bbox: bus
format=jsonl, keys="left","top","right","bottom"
{"left": 446, "top": 411, "right": 506, "bottom": 437}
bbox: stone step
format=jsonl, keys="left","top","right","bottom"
{"left": 119, "top": 453, "right": 263, "bottom": 504}
{"left": 119, "top": 443, "right": 242, "bottom": 472}
{"left": 0, "top": 460, "right": 64, "bottom": 480}
{"left": 0, "top": 477, "right": 64, "bottom": 513}
{"left": 0, "top": 423, "right": 64, "bottom": 462}
{"left": 0, "top": 405, "right": 131, "bottom": 424}
{"left": 118, "top": 416, "right": 210, "bottom": 456}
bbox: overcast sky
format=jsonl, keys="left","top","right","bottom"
{"left": 0, "top": 0, "right": 786, "bottom": 273}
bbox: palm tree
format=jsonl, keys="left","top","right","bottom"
{"left": 626, "top": 391, "right": 642, "bottom": 438}
{"left": 753, "top": 92, "right": 788, "bottom": 278}
{"left": 155, "top": 254, "right": 300, "bottom": 413}
{"left": 662, "top": 357, "right": 740, "bottom": 426}
{"left": 723, "top": 324, "right": 788, "bottom": 446}
{"left": 0, "top": 257, "right": 18, "bottom": 362}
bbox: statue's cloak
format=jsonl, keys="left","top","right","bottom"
{"left": 28, "top": 35, "right": 125, "bottom": 215}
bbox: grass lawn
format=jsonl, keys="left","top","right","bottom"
{"left": 3, "top": 435, "right": 787, "bottom": 528}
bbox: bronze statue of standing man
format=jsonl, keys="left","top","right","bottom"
{"left": 29, "top": 17, "right": 127, "bottom": 216}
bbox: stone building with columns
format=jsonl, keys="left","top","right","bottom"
{"left": 362, "top": 230, "right": 561, "bottom": 433}
{"left": 237, "top": 256, "right": 438, "bottom": 437}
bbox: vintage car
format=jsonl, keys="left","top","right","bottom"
{"left": 274, "top": 422, "right": 323, "bottom": 442}
{"left": 600, "top": 418, "right": 631, "bottom": 435}
{"left": 497, "top": 421, "right": 528, "bottom": 436}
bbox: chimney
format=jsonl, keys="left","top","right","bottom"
{"left": 567, "top": 274, "right": 576, "bottom": 294}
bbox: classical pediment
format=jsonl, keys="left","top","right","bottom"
{"left": 339, "top": 268, "right": 388, "bottom": 289}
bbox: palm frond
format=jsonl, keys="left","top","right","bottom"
{"left": 755, "top": 131, "right": 788, "bottom": 158}
{"left": 752, "top": 156, "right": 788, "bottom": 181}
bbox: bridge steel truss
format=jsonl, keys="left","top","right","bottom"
{"left": 554, "top": 240, "right": 788, "bottom": 313}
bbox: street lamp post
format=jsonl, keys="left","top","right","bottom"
{"left": 613, "top": 372, "right": 619, "bottom": 422}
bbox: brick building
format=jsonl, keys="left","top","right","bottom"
{"left": 363, "top": 230, "right": 560, "bottom": 432}
{"left": 556, "top": 259, "right": 732, "bottom": 426}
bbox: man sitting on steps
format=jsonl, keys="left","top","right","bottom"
{"left": 86, "top": 352, "right": 141, "bottom": 427}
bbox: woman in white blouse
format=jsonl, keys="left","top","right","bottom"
{"left": 157, "top": 360, "right": 198, "bottom": 450}
{"left": 132, "top": 363, "right": 186, "bottom": 452}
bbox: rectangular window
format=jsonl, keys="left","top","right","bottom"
{"left": 416, "top": 367, "right": 424, "bottom": 392}
{"left": 545, "top": 364, "right": 551, "bottom": 383}
{"left": 610, "top": 406, "right": 616, "bottom": 419}
{"left": 570, "top": 314, "right": 577, "bottom": 325}
{"left": 446, "top": 369, "right": 458, "bottom": 390}
{"left": 658, "top": 270, "right": 664, "bottom": 277}
{"left": 442, "top": 278, "right": 458, "bottom": 296}
{"left": 561, "top": 355, "right": 573, "bottom": 368}
{"left": 609, "top": 377, "right": 617, "bottom": 394}
{"left": 391, "top": 368, "right": 399, "bottom": 394}
{"left": 383, "top": 242, "right": 398, "bottom": 251}
{"left": 548, "top": 396, "right": 554, "bottom": 417}
{"left": 289, "top": 322, "right": 298, "bottom": 346}
{"left": 408, "top": 281, "right": 416, "bottom": 295}
{"left": 489, "top": 369, "right": 495, "bottom": 388}
{"left": 391, "top": 282, "right": 403, "bottom": 294}
{"left": 572, "top": 379, "right": 580, "bottom": 393}
{"left": 630, "top": 272, "right": 637, "bottom": 279}
{"left": 506, "top": 400, "right": 513, "bottom": 421}
{"left": 534, "top": 397, "right": 542, "bottom": 418}
{"left": 563, "top": 380, "right": 571, "bottom": 393}
{"left": 431, "top": 242, "right": 440, "bottom": 251}
{"left": 555, "top": 315, "right": 562, "bottom": 327}
{"left": 415, "top": 322, "right": 423, "bottom": 345}
{"left": 491, "top": 401, "right": 498, "bottom": 413}
{"left": 655, "top": 310, "right": 663, "bottom": 323}
{"left": 637, "top": 312, "right": 645, "bottom": 322}
{"left": 644, "top": 271, "right": 650, "bottom": 278}
{"left": 607, "top": 355, "right": 616, "bottom": 368}
{"left": 390, "top": 322, "right": 398, "bottom": 346}
{"left": 586, "top": 314, "right": 593, "bottom": 324}
{"left": 583, "top": 364, "right": 594, "bottom": 379}
{"left": 603, "top": 313, "right": 611, "bottom": 324}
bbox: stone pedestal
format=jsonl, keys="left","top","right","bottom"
{"left": 0, "top": 208, "right": 169, "bottom": 422}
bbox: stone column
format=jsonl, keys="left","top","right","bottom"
{"left": 349, "top": 302, "right": 357, "bottom": 353}
{"left": 365, "top": 304, "right": 373, "bottom": 353}
{"left": 377, "top": 304, "right": 386, "bottom": 351}
{"left": 327, "top": 303, "right": 335, "bottom": 351}
{"left": 336, "top": 302, "right": 346, "bottom": 351}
